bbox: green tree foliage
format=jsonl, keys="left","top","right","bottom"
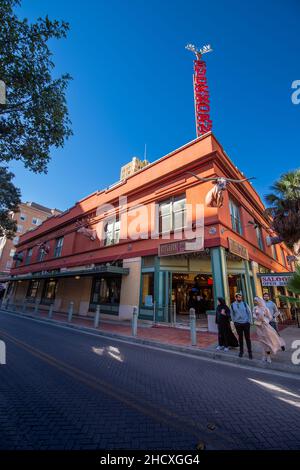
{"left": 265, "top": 169, "right": 300, "bottom": 259}
{"left": 0, "top": 166, "right": 21, "bottom": 238}
{"left": 0, "top": 0, "right": 72, "bottom": 237}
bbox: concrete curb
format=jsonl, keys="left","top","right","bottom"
{"left": 1, "top": 308, "right": 299, "bottom": 376}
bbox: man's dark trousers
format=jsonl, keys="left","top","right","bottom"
{"left": 234, "top": 322, "right": 252, "bottom": 354}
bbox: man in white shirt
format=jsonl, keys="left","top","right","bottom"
{"left": 263, "top": 292, "right": 280, "bottom": 332}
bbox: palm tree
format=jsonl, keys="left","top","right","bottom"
{"left": 265, "top": 169, "right": 300, "bottom": 260}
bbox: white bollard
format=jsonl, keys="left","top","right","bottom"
{"left": 34, "top": 299, "right": 39, "bottom": 315}
{"left": 94, "top": 305, "right": 100, "bottom": 328}
{"left": 132, "top": 306, "right": 138, "bottom": 337}
{"left": 68, "top": 301, "right": 74, "bottom": 323}
{"left": 190, "top": 308, "right": 197, "bottom": 346}
{"left": 48, "top": 304, "right": 54, "bottom": 319}
{"left": 173, "top": 303, "right": 177, "bottom": 327}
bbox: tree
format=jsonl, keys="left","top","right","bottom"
{"left": 0, "top": 166, "right": 21, "bottom": 238}
{"left": 0, "top": 0, "right": 72, "bottom": 236}
{"left": 265, "top": 169, "right": 300, "bottom": 260}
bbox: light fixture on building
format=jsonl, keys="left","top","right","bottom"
{"left": 208, "top": 227, "right": 217, "bottom": 235}
{"left": 75, "top": 276, "right": 80, "bottom": 280}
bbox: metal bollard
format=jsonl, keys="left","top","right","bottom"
{"left": 94, "top": 305, "right": 100, "bottom": 328}
{"left": 68, "top": 301, "right": 74, "bottom": 323}
{"left": 173, "top": 303, "right": 177, "bottom": 327}
{"left": 132, "top": 306, "right": 138, "bottom": 337}
{"left": 22, "top": 300, "right": 27, "bottom": 314}
{"left": 48, "top": 304, "right": 54, "bottom": 319}
{"left": 34, "top": 299, "right": 39, "bottom": 316}
{"left": 189, "top": 308, "right": 197, "bottom": 346}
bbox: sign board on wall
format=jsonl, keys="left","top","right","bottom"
{"left": 159, "top": 238, "right": 203, "bottom": 257}
{"left": 261, "top": 275, "right": 291, "bottom": 287}
{"left": 228, "top": 238, "right": 249, "bottom": 260}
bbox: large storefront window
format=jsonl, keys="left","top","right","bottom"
{"left": 141, "top": 273, "right": 154, "bottom": 307}
{"left": 26, "top": 280, "right": 40, "bottom": 300}
{"left": 90, "top": 277, "right": 121, "bottom": 305}
{"left": 172, "top": 273, "right": 214, "bottom": 315}
{"left": 41, "top": 279, "right": 57, "bottom": 304}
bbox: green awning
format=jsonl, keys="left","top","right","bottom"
{"left": 1, "top": 265, "right": 129, "bottom": 283}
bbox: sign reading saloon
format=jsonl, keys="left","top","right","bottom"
{"left": 261, "top": 275, "right": 291, "bottom": 287}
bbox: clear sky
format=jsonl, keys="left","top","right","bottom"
{"left": 8, "top": 0, "right": 300, "bottom": 211}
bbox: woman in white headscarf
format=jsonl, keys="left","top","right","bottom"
{"left": 253, "top": 296, "right": 286, "bottom": 363}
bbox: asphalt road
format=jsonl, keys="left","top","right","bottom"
{"left": 0, "top": 310, "right": 299, "bottom": 450}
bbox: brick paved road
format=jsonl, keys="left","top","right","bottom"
{"left": 0, "top": 311, "right": 299, "bottom": 450}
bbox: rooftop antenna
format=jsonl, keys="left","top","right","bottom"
{"left": 144, "top": 143, "right": 147, "bottom": 162}
{"left": 185, "top": 43, "right": 213, "bottom": 137}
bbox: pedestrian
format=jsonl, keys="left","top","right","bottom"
{"left": 215, "top": 297, "right": 238, "bottom": 351}
{"left": 253, "top": 296, "right": 286, "bottom": 364}
{"left": 263, "top": 292, "right": 280, "bottom": 332}
{"left": 230, "top": 292, "right": 253, "bottom": 359}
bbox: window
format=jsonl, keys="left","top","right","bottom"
{"left": 17, "top": 224, "right": 23, "bottom": 233}
{"left": 280, "top": 247, "right": 286, "bottom": 267}
{"left": 54, "top": 237, "right": 64, "bottom": 257}
{"left": 20, "top": 213, "right": 27, "bottom": 221}
{"left": 13, "top": 236, "right": 19, "bottom": 245}
{"left": 25, "top": 247, "right": 33, "bottom": 265}
{"left": 38, "top": 247, "right": 45, "bottom": 262}
{"left": 104, "top": 219, "right": 120, "bottom": 246}
{"left": 159, "top": 194, "right": 186, "bottom": 233}
{"left": 90, "top": 277, "right": 121, "bottom": 305}
{"left": 6, "top": 260, "right": 12, "bottom": 269}
{"left": 15, "top": 251, "right": 23, "bottom": 267}
{"left": 141, "top": 273, "right": 154, "bottom": 307}
{"left": 32, "top": 217, "right": 41, "bottom": 226}
{"left": 271, "top": 244, "right": 278, "bottom": 261}
{"left": 229, "top": 199, "right": 242, "bottom": 235}
{"left": 26, "top": 280, "right": 40, "bottom": 299}
{"left": 41, "top": 279, "right": 57, "bottom": 304}
{"left": 9, "top": 249, "right": 16, "bottom": 257}
{"left": 255, "top": 225, "right": 264, "bottom": 250}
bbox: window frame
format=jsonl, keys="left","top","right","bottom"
{"left": 41, "top": 279, "right": 57, "bottom": 304}
{"left": 255, "top": 224, "right": 264, "bottom": 251}
{"left": 104, "top": 219, "right": 120, "bottom": 246}
{"left": 229, "top": 199, "right": 242, "bottom": 235}
{"left": 54, "top": 237, "right": 64, "bottom": 258}
{"left": 26, "top": 280, "right": 40, "bottom": 300}
{"left": 158, "top": 193, "right": 187, "bottom": 234}
{"left": 25, "top": 247, "right": 33, "bottom": 265}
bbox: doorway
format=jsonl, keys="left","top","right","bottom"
{"left": 172, "top": 272, "right": 214, "bottom": 317}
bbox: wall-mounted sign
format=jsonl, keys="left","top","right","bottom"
{"left": 159, "top": 238, "right": 203, "bottom": 257}
{"left": 228, "top": 238, "right": 249, "bottom": 260}
{"left": 261, "top": 275, "right": 291, "bottom": 287}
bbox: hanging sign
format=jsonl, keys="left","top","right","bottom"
{"left": 228, "top": 238, "right": 249, "bottom": 260}
{"left": 261, "top": 275, "right": 291, "bottom": 287}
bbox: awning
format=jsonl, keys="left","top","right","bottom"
{"left": 1, "top": 265, "right": 129, "bottom": 283}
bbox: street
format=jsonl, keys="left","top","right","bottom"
{"left": 0, "top": 310, "right": 299, "bottom": 450}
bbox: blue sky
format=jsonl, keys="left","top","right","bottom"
{"left": 9, "top": 0, "right": 300, "bottom": 211}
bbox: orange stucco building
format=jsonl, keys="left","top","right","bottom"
{"left": 2, "top": 133, "right": 295, "bottom": 326}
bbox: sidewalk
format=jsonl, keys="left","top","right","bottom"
{"left": 1, "top": 305, "right": 299, "bottom": 376}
